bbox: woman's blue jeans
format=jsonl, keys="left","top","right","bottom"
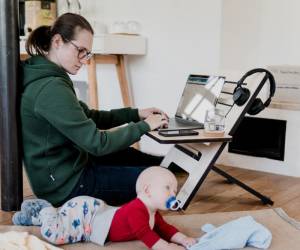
{"left": 61, "top": 147, "right": 163, "bottom": 206}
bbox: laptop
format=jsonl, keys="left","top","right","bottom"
{"left": 160, "top": 74, "right": 225, "bottom": 131}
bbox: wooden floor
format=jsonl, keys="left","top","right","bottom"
{"left": 1, "top": 165, "right": 300, "bottom": 225}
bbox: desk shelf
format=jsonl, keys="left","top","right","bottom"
{"left": 20, "top": 34, "right": 146, "bottom": 55}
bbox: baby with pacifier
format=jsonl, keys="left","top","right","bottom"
{"left": 13, "top": 166, "right": 196, "bottom": 249}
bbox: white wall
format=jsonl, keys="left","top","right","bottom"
{"left": 220, "top": 0, "right": 300, "bottom": 71}
{"left": 59, "top": 0, "right": 223, "bottom": 155}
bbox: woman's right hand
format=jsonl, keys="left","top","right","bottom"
{"left": 144, "top": 114, "right": 168, "bottom": 130}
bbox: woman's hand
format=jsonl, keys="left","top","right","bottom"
{"left": 139, "top": 107, "right": 169, "bottom": 121}
{"left": 144, "top": 114, "right": 168, "bottom": 131}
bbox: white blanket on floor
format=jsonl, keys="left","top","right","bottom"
{"left": 0, "top": 231, "right": 62, "bottom": 250}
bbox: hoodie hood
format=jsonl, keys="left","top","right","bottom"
{"left": 22, "top": 55, "right": 72, "bottom": 89}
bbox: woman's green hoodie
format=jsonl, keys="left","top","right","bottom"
{"left": 21, "top": 56, "right": 150, "bottom": 206}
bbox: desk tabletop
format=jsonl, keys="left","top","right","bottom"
{"left": 147, "top": 129, "right": 232, "bottom": 144}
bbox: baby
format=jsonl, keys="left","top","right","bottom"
{"left": 13, "top": 166, "right": 196, "bottom": 249}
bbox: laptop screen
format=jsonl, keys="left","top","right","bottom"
{"left": 175, "top": 74, "right": 225, "bottom": 123}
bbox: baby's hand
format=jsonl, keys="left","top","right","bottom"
{"left": 181, "top": 237, "right": 197, "bottom": 248}
{"left": 168, "top": 243, "right": 186, "bottom": 250}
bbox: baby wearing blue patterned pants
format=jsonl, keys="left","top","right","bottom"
{"left": 39, "top": 196, "right": 117, "bottom": 245}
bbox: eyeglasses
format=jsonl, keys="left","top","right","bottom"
{"left": 67, "top": 40, "right": 93, "bottom": 60}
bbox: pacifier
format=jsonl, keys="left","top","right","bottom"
{"left": 166, "top": 196, "right": 181, "bottom": 211}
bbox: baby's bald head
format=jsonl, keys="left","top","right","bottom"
{"left": 136, "top": 166, "right": 177, "bottom": 195}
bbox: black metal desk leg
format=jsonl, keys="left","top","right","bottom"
{"left": 212, "top": 166, "right": 274, "bottom": 205}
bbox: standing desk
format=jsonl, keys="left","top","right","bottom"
{"left": 87, "top": 54, "right": 130, "bottom": 109}
{"left": 147, "top": 72, "right": 274, "bottom": 210}
{"left": 86, "top": 34, "right": 146, "bottom": 109}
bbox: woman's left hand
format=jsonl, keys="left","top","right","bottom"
{"left": 138, "top": 107, "right": 169, "bottom": 121}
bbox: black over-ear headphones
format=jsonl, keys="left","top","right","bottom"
{"left": 233, "top": 68, "right": 276, "bottom": 115}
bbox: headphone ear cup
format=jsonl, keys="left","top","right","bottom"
{"left": 247, "top": 98, "right": 265, "bottom": 115}
{"left": 233, "top": 87, "right": 250, "bottom": 106}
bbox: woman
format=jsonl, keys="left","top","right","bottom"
{"left": 21, "top": 13, "right": 168, "bottom": 207}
